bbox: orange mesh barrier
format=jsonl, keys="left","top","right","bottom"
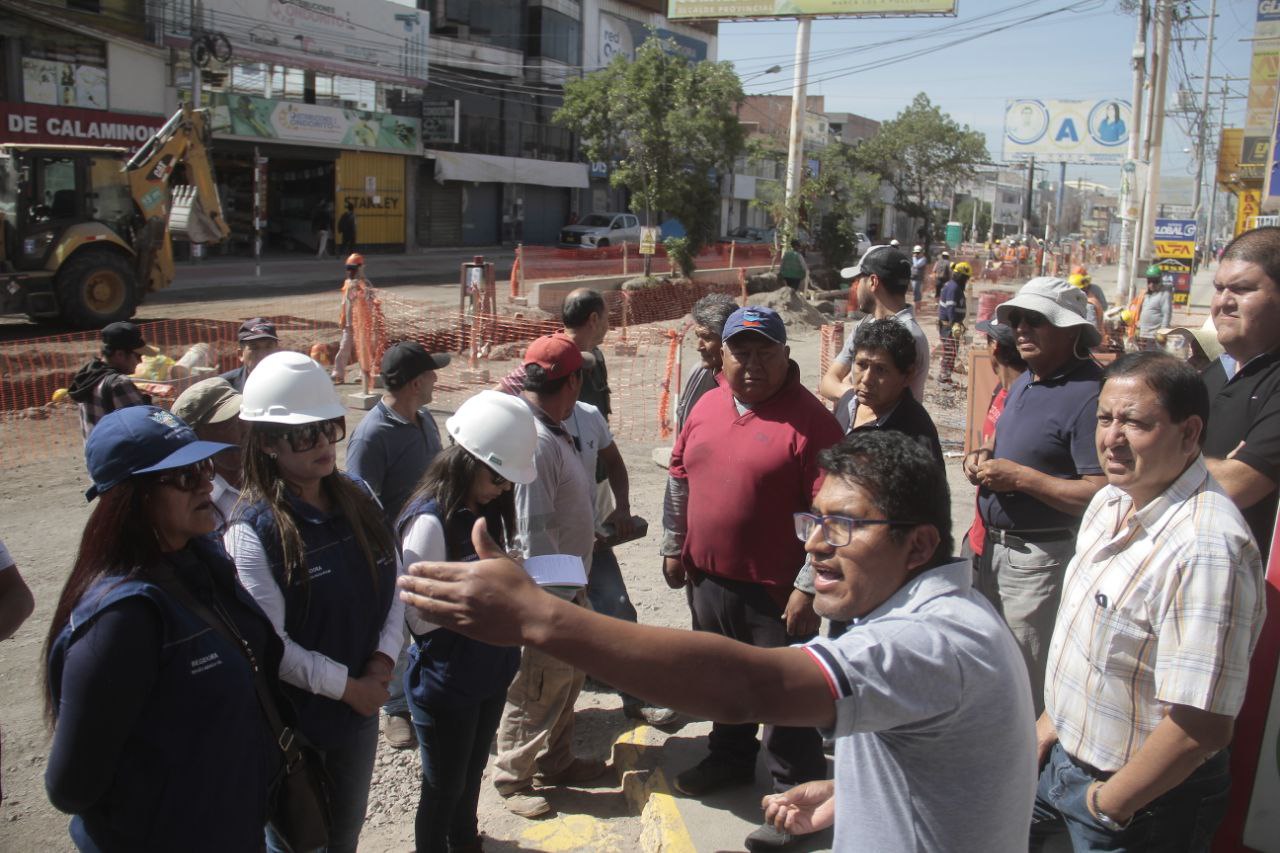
{"left": 517, "top": 242, "right": 776, "bottom": 282}
{"left": 0, "top": 280, "right": 748, "bottom": 468}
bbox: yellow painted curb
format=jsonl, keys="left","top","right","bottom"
{"left": 613, "top": 726, "right": 698, "bottom": 853}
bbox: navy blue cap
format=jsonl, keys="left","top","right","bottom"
{"left": 84, "top": 405, "right": 233, "bottom": 501}
{"left": 722, "top": 306, "right": 787, "bottom": 345}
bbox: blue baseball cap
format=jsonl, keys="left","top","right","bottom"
{"left": 85, "top": 405, "right": 233, "bottom": 501}
{"left": 722, "top": 306, "right": 787, "bottom": 345}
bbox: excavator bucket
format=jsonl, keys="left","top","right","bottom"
{"left": 169, "top": 184, "right": 229, "bottom": 244}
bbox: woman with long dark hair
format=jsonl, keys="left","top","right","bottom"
{"left": 226, "top": 350, "right": 402, "bottom": 853}
{"left": 398, "top": 391, "right": 537, "bottom": 853}
{"left": 44, "top": 406, "right": 282, "bottom": 851}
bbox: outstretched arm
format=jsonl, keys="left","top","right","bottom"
{"left": 399, "top": 519, "right": 837, "bottom": 729}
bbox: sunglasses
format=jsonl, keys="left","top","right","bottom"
{"left": 1005, "top": 310, "right": 1048, "bottom": 329}
{"left": 154, "top": 458, "right": 216, "bottom": 492}
{"left": 489, "top": 468, "right": 509, "bottom": 487}
{"left": 270, "top": 417, "right": 346, "bottom": 453}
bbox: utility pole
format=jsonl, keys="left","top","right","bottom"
{"left": 1054, "top": 161, "right": 1066, "bottom": 241}
{"left": 783, "top": 18, "right": 812, "bottom": 245}
{"left": 1021, "top": 155, "right": 1035, "bottom": 237}
{"left": 1117, "top": 0, "right": 1148, "bottom": 303}
{"left": 1138, "top": 0, "right": 1174, "bottom": 267}
{"left": 191, "top": 0, "right": 204, "bottom": 107}
{"left": 1191, "top": 0, "right": 1217, "bottom": 245}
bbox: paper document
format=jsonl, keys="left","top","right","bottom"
{"left": 523, "top": 554, "right": 587, "bottom": 590}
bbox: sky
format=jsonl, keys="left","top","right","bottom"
{"left": 713, "top": 0, "right": 1257, "bottom": 195}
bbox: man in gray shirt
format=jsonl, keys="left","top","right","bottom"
{"left": 495, "top": 333, "right": 604, "bottom": 819}
{"left": 345, "top": 340, "right": 449, "bottom": 749}
{"left": 399, "top": 431, "right": 1038, "bottom": 852}
{"left": 1137, "top": 265, "right": 1173, "bottom": 339}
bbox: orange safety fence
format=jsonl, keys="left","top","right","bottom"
{"left": 516, "top": 242, "right": 777, "bottom": 283}
{"left": 0, "top": 279, "right": 747, "bottom": 468}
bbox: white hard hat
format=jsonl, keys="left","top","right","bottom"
{"left": 239, "top": 350, "right": 346, "bottom": 424}
{"left": 445, "top": 391, "right": 538, "bottom": 485}
{"left": 889, "top": 239, "right": 900, "bottom": 247}
{"left": 912, "top": 244, "right": 924, "bottom": 253}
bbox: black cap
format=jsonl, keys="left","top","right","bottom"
{"left": 841, "top": 245, "right": 912, "bottom": 286}
{"left": 101, "top": 321, "right": 146, "bottom": 352}
{"left": 381, "top": 341, "right": 451, "bottom": 388}
{"left": 237, "top": 317, "right": 279, "bottom": 343}
{"left": 976, "top": 318, "right": 1016, "bottom": 349}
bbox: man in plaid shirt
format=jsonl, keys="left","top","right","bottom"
{"left": 68, "top": 322, "right": 151, "bottom": 440}
{"left": 1031, "top": 352, "right": 1264, "bottom": 851}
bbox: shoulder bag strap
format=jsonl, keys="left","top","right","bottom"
{"left": 156, "top": 576, "right": 302, "bottom": 762}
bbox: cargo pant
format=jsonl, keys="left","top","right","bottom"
{"left": 492, "top": 644, "right": 585, "bottom": 796}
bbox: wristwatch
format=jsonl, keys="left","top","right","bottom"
{"left": 1090, "top": 783, "right": 1132, "bottom": 832}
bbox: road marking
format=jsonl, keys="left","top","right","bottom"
{"left": 521, "top": 814, "right": 623, "bottom": 852}
{"left": 615, "top": 726, "right": 698, "bottom": 853}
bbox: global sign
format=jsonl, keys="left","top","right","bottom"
{"left": 1153, "top": 219, "right": 1197, "bottom": 240}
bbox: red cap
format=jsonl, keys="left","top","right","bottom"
{"left": 523, "top": 333, "right": 593, "bottom": 380}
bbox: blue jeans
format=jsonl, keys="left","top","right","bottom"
{"left": 1030, "top": 742, "right": 1231, "bottom": 852}
{"left": 265, "top": 714, "right": 379, "bottom": 853}
{"left": 586, "top": 545, "right": 637, "bottom": 623}
{"left": 410, "top": 694, "right": 506, "bottom": 853}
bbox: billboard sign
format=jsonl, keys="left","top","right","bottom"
{"left": 599, "top": 13, "right": 708, "bottom": 65}
{"left": 1219, "top": 128, "right": 1244, "bottom": 186}
{"left": 420, "top": 100, "right": 459, "bottom": 146}
{"left": 208, "top": 93, "right": 420, "bottom": 153}
{"left": 667, "top": 1, "right": 956, "bottom": 20}
{"left": 1241, "top": 2, "right": 1280, "bottom": 183}
{"left": 160, "top": 0, "right": 428, "bottom": 86}
{"left": 1003, "top": 99, "right": 1131, "bottom": 164}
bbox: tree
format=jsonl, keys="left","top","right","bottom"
{"left": 853, "top": 93, "right": 988, "bottom": 245}
{"left": 555, "top": 38, "right": 746, "bottom": 264}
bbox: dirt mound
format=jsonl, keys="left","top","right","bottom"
{"left": 746, "top": 285, "right": 826, "bottom": 329}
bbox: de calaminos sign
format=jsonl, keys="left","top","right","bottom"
{"left": 0, "top": 102, "right": 166, "bottom": 151}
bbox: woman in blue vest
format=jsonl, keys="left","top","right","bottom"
{"left": 226, "top": 350, "right": 402, "bottom": 853}
{"left": 398, "top": 391, "right": 537, "bottom": 853}
{"left": 44, "top": 405, "right": 282, "bottom": 852}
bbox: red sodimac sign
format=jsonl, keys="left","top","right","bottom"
{"left": 0, "top": 101, "right": 166, "bottom": 151}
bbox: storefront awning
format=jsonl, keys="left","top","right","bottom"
{"left": 426, "top": 150, "right": 589, "bottom": 189}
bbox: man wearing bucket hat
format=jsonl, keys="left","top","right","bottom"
{"left": 172, "top": 377, "right": 246, "bottom": 530}
{"left": 69, "top": 321, "right": 154, "bottom": 440}
{"left": 965, "top": 277, "right": 1106, "bottom": 716}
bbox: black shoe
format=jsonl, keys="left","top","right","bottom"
{"left": 745, "top": 822, "right": 795, "bottom": 851}
{"left": 672, "top": 757, "right": 754, "bottom": 797}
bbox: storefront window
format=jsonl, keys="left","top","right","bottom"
{"left": 15, "top": 18, "right": 107, "bottom": 109}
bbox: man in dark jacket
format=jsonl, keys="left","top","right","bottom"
{"left": 68, "top": 321, "right": 152, "bottom": 440}
{"left": 338, "top": 201, "right": 357, "bottom": 256}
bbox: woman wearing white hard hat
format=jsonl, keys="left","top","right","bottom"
{"left": 396, "top": 390, "right": 537, "bottom": 849}
{"left": 226, "top": 350, "right": 402, "bottom": 853}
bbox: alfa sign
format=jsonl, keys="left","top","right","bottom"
{"left": 1153, "top": 218, "right": 1196, "bottom": 259}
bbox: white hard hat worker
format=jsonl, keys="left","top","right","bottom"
{"left": 445, "top": 390, "right": 538, "bottom": 485}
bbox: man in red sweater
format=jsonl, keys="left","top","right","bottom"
{"left": 661, "top": 305, "right": 843, "bottom": 851}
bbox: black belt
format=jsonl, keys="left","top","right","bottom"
{"left": 1067, "top": 752, "right": 1115, "bottom": 782}
{"left": 986, "top": 527, "right": 1075, "bottom": 546}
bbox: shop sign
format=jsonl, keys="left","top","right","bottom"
{"left": 1238, "top": 189, "right": 1262, "bottom": 235}
{"left": 209, "top": 93, "right": 420, "bottom": 154}
{"left": 1, "top": 101, "right": 166, "bottom": 151}
{"left": 1153, "top": 218, "right": 1196, "bottom": 259}
{"left": 421, "top": 100, "right": 459, "bottom": 145}
{"left": 599, "top": 12, "right": 708, "bottom": 65}
{"left": 667, "top": 0, "right": 955, "bottom": 19}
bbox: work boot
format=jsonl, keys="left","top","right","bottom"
{"left": 673, "top": 757, "right": 754, "bottom": 797}
{"left": 744, "top": 822, "right": 795, "bottom": 851}
{"left": 500, "top": 790, "right": 551, "bottom": 818}
{"left": 383, "top": 712, "right": 417, "bottom": 750}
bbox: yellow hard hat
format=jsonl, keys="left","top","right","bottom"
{"left": 952, "top": 261, "right": 973, "bottom": 277}
{"left": 1068, "top": 273, "right": 1088, "bottom": 289}
{"left": 1120, "top": 309, "right": 1134, "bottom": 324}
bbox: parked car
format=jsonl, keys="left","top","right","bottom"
{"left": 854, "top": 231, "right": 871, "bottom": 258}
{"left": 559, "top": 212, "right": 642, "bottom": 249}
{"left": 718, "top": 226, "right": 767, "bottom": 244}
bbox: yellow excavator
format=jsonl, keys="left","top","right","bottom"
{"left": 0, "top": 104, "right": 228, "bottom": 328}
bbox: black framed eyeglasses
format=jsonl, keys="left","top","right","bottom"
{"left": 793, "top": 512, "right": 918, "bottom": 548}
{"left": 1006, "top": 310, "right": 1048, "bottom": 329}
{"left": 273, "top": 417, "right": 346, "bottom": 453}
{"left": 154, "top": 458, "right": 216, "bottom": 492}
